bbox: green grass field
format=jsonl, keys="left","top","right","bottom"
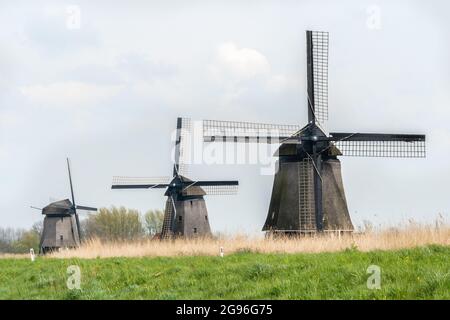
{"left": 0, "top": 245, "right": 448, "bottom": 299}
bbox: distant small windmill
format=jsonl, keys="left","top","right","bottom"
{"left": 203, "top": 31, "right": 426, "bottom": 235}
{"left": 32, "top": 158, "right": 97, "bottom": 254}
{"left": 112, "top": 117, "right": 239, "bottom": 239}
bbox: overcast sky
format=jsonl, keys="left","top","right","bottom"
{"left": 1, "top": 0, "right": 449, "bottom": 234}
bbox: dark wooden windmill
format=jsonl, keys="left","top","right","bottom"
{"left": 203, "top": 31, "right": 426, "bottom": 235}
{"left": 112, "top": 118, "right": 239, "bottom": 239}
{"left": 35, "top": 158, "right": 97, "bottom": 254}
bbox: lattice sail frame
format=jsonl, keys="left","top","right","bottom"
{"left": 185, "top": 184, "right": 238, "bottom": 196}
{"left": 203, "top": 119, "right": 302, "bottom": 143}
{"left": 332, "top": 140, "right": 426, "bottom": 158}
{"left": 311, "top": 31, "right": 329, "bottom": 124}
{"left": 329, "top": 133, "right": 426, "bottom": 158}
{"left": 112, "top": 176, "right": 171, "bottom": 186}
{"left": 178, "top": 118, "right": 192, "bottom": 176}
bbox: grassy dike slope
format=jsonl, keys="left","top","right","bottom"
{"left": 0, "top": 245, "right": 448, "bottom": 299}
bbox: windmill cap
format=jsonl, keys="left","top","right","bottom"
{"left": 42, "top": 199, "right": 73, "bottom": 216}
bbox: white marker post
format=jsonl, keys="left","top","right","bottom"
{"left": 30, "top": 248, "right": 35, "bottom": 262}
{"left": 219, "top": 246, "right": 224, "bottom": 258}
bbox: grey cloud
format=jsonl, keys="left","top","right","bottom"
{"left": 56, "top": 54, "right": 179, "bottom": 86}
{"left": 24, "top": 12, "right": 99, "bottom": 56}
{"left": 1, "top": 0, "right": 449, "bottom": 233}
{"left": 117, "top": 53, "right": 178, "bottom": 80}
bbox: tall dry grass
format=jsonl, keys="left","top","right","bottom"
{"left": 50, "top": 222, "right": 450, "bottom": 259}
{"left": 0, "top": 253, "right": 29, "bottom": 259}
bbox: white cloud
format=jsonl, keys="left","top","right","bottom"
{"left": 266, "top": 74, "right": 299, "bottom": 93}
{"left": 2, "top": 1, "right": 449, "bottom": 231}
{"left": 130, "top": 79, "right": 183, "bottom": 105}
{"left": 19, "top": 81, "right": 123, "bottom": 107}
{"left": 0, "top": 110, "right": 20, "bottom": 127}
{"left": 210, "top": 42, "right": 270, "bottom": 80}
{"left": 208, "top": 42, "right": 299, "bottom": 106}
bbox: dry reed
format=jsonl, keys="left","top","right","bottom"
{"left": 49, "top": 223, "right": 450, "bottom": 259}
{"left": 0, "top": 253, "right": 29, "bottom": 259}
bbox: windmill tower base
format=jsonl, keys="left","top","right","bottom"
{"left": 40, "top": 214, "right": 80, "bottom": 254}
{"left": 161, "top": 196, "right": 212, "bottom": 238}
{"left": 263, "top": 157, "right": 354, "bottom": 234}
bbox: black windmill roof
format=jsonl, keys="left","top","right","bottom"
{"left": 42, "top": 199, "right": 73, "bottom": 216}
{"left": 164, "top": 175, "right": 206, "bottom": 197}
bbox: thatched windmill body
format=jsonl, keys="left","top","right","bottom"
{"left": 203, "top": 31, "right": 426, "bottom": 235}
{"left": 35, "top": 159, "right": 97, "bottom": 253}
{"left": 112, "top": 118, "right": 239, "bottom": 238}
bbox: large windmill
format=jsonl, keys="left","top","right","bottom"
{"left": 203, "top": 31, "right": 426, "bottom": 235}
{"left": 35, "top": 158, "right": 97, "bottom": 254}
{"left": 112, "top": 117, "right": 239, "bottom": 238}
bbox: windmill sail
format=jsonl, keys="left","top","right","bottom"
{"left": 67, "top": 158, "right": 76, "bottom": 206}
{"left": 66, "top": 158, "right": 83, "bottom": 242}
{"left": 76, "top": 205, "right": 97, "bottom": 211}
{"left": 173, "top": 118, "right": 191, "bottom": 176}
{"left": 184, "top": 181, "right": 239, "bottom": 196}
{"left": 203, "top": 119, "right": 303, "bottom": 143}
{"left": 307, "top": 30, "right": 329, "bottom": 125}
{"left": 112, "top": 176, "right": 171, "bottom": 189}
{"left": 328, "top": 133, "right": 426, "bottom": 158}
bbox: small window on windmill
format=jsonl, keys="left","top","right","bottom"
{"left": 179, "top": 215, "right": 182, "bottom": 222}
{"left": 60, "top": 235, "right": 63, "bottom": 242}
{"left": 190, "top": 200, "right": 193, "bottom": 205}
{"left": 193, "top": 228, "right": 197, "bottom": 234}
{"left": 205, "top": 215, "right": 208, "bottom": 221}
